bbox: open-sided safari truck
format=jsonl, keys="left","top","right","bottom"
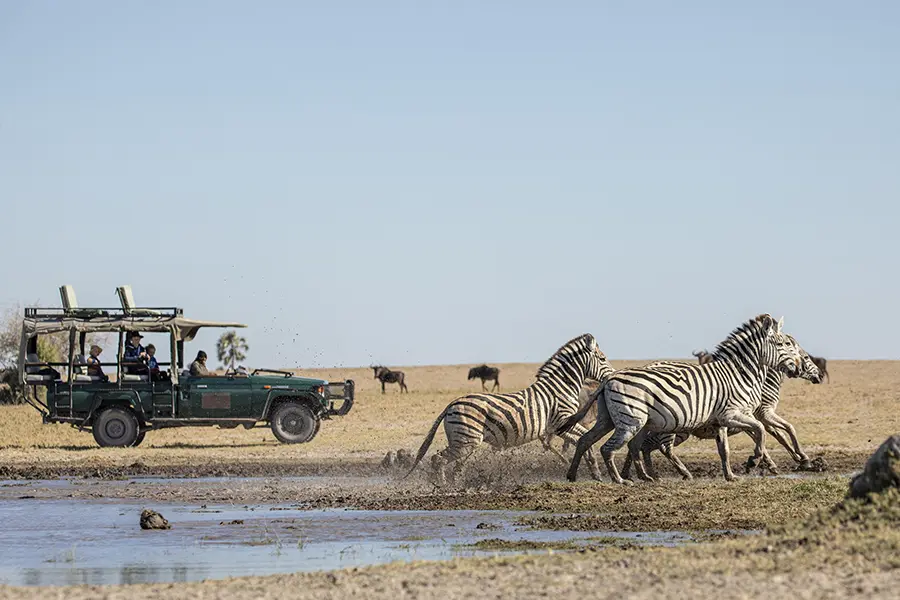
{"left": 18, "top": 286, "right": 354, "bottom": 447}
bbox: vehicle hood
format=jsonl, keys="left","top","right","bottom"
{"left": 250, "top": 375, "right": 327, "bottom": 388}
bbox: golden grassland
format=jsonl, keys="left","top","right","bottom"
{"left": 0, "top": 359, "right": 897, "bottom": 476}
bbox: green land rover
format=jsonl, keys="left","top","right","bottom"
{"left": 18, "top": 286, "right": 354, "bottom": 448}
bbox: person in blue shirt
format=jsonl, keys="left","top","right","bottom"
{"left": 123, "top": 331, "right": 148, "bottom": 374}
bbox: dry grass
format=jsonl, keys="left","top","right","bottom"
{"left": 0, "top": 360, "right": 897, "bottom": 477}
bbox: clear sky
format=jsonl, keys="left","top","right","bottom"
{"left": 1, "top": 1, "right": 898, "bottom": 369}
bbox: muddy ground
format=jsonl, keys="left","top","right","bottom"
{"left": 2, "top": 489, "right": 899, "bottom": 599}
{"left": 0, "top": 360, "right": 898, "bottom": 597}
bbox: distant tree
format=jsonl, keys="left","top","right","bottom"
{"left": 216, "top": 330, "right": 249, "bottom": 370}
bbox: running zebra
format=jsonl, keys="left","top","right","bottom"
{"left": 404, "top": 334, "right": 615, "bottom": 483}
{"left": 560, "top": 314, "right": 803, "bottom": 484}
{"left": 621, "top": 344, "right": 822, "bottom": 480}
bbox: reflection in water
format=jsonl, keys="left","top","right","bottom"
{"left": 0, "top": 499, "right": 696, "bottom": 587}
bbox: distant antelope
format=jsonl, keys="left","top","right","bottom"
{"left": 372, "top": 366, "right": 409, "bottom": 393}
{"left": 692, "top": 349, "right": 713, "bottom": 364}
{"left": 467, "top": 364, "right": 500, "bottom": 391}
{"left": 809, "top": 355, "right": 829, "bottom": 383}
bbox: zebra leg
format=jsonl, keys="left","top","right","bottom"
{"left": 643, "top": 449, "right": 659, "bottom": 480}
{"left": 658, "top": 443, "right": 693, "bottom": 480}
{"left": 723, "top": 413, "right": 774, "bottom": 476}
{"left": 761, "top": 411, "right": 811, "bottom": 468}
{"left": 600, "top": 425, "right": 640, "bottom": 486}
{"left": 621, "top": 451, "right": 634, "bottom": 481}
{"left": 541, "top": 434, "right": 570, "bottom": 466}
{"left": 564, "top": 423, "right": 604, "bottom": 481}
{"left": 565, "top": 421, "right": 612, "bottom": 482}
{"left": 627, "top": 431, "right": 655, "bottom": 482}
{"left": 742, "top": 427, "right": 779, "bottom": 476}
{"left": 715, "top": 427, "right": 737, "bottom": 482}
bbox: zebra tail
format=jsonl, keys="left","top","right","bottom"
{"left": 402, "top": 406, "right": 449, "bottom": 479}
{"left": 556, "top": 390, "right": 598, "bottom": 435}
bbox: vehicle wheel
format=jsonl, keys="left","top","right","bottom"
{"left": 270, "top": 402, "right": 320, "bottom": 444}
{"left": 132, "top": 431, "right": 146, "bottom": 447}
{"left": 92, "top": 407, "right": 139, "bottom": 448}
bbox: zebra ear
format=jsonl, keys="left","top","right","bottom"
{"left": 776, "top": 316, "right": 784, "bottom": 333}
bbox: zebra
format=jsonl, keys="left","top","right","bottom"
{"left": 404, "top": 334, "right": 615, "bottom": 483}
{"left": 559, "top": 314, "right": 804, "bottom": 484}
{"left": 372, "top": 366, "right": 409, "bottom": 393}
{"left": 468, "top": 364, "right": 500, "bottom": 391}
{"left": 621, "top": 344, "right": 822, "bottom": 480}
{"left": 809, "top": 355, "right": 829, "bottom": 383}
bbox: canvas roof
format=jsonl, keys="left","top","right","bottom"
{"left": 22, "top": 316, "right": 246, "bottom": 343}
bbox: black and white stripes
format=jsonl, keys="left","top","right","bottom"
{"left": 560, "top": 314, "right": 807, "bottom": 484}
{"left": 404, "top": 334, "right": 614, "bottom": 482}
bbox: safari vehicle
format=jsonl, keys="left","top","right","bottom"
{"left": 18, "top": 286, "right": 354, "bottom": 447}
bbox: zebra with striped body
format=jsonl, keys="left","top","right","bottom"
{"left": 560, "top": 314, "right": 803, "bottom": 484}
{"left": 623, "top": 344, "right": 821, "bottom": 480}
{"left": 404, "top": 334, "right": 615, "bottom": 483}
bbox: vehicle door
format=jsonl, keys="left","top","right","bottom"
{"left": 181, "top": 373, "right": 252, "bottom": 418}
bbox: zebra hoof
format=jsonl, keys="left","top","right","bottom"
{"left": 618, "top": 479, "right": 634, "bottom": 486}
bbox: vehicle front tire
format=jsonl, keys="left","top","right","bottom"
{"left": 270, "top": 402, "right": 320, "bottom": 444}
{"left": 132, "top": 431, "right": 146, "bottom": 447}
{"left": 92, "top": 407, "right": 140, "bottom": 448}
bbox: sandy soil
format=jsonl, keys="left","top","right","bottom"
{"left": 1, "top": 359, "right": 898, "bottom": 597}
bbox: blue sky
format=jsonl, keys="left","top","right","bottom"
{"left": 1, "top": 1, "right": 898, "bottom": 368}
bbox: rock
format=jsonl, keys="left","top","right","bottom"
{"left": 848, "top": 435, "right": 900, "bottom": 499}
{"left": 140, "top": 509, "right": 171, "bottom": 530}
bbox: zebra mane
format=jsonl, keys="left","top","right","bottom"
{"left": 535, "top": 334, "right": 594, "bottom": 379}
{"left": 711, "top": 313, "right": 772, "bottom": 358}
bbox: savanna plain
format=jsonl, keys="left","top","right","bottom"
{"left": 0, "top": 360, "right": 898, "bottom": 599}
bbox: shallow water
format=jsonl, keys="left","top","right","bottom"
{"left": 0, "top": 498, "right": 691, "bottom": 587}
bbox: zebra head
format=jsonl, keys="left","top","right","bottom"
{"left": 536, "top": 334, "right": 613, "bottom": 390}
{"left": 786, "top": 335, "right": 823, "bottom": 384}
{"left": 759, "top": 315, "right": 802, "bottom": 377}
{"left": 584, "top": 336, "right": 615, "bottom": 385}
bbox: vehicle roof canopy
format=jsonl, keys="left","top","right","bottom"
{"left": 22, "top": 315, "right": 247, "bottom": 343}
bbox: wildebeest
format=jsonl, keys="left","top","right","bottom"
{"left": 467, "top": 364, "right": 500, "bottom": 391}
{"left": 692, "top": 349, "right": 713, "bottom": 364}
{"left": 372, "top": 366, "right": 409, "bottom": 393}
{"left": 809, "top": 355, "right": 829, "bottom": 383}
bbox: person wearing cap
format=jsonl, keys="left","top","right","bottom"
{"left": 123, "top": 331, "right": 148, "bottom": 374}
{"left": 189, "top": 350, "right": 213, "bottom": 377}
{"left": 86, "top": 344, "right": 109, "bottom": 382}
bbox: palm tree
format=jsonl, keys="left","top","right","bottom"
{"left": 216, "top": 330, "right": 249, "bottom": 371}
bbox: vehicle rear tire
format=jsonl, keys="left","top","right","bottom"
{"left": 132, "top": 431, "right": 146, "bottom": 447}
{"left": 92, "top": 407, "right": 139, "bottom": 448}
{"left": 270, "top": 402, "right": 320, "bottom": 444}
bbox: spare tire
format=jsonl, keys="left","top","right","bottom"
{"left": 92, "top": 407, "right": 139, "bottom": 448}
{"left": 270, "top": 402, "right": 320, "bottom": 444}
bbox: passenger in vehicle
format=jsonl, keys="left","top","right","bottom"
{"left": 146, "top": 344, "right": 169, "bottom": 382}
{"left": 189, "top": 350, "right": 213, "bottom": 377}
{"left": 86, "top": 345, "right": 109, "bottom": 382}
{"left": 123, "top": 331, "right": 148, "bottom": 374}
